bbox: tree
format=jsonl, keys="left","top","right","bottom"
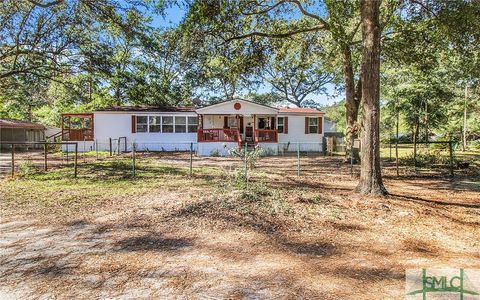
{"left": 263, "top": 33, "right": 334, "bottom": 107}
{"left": 356, "top": 0, "right": 386, "bottom": 195}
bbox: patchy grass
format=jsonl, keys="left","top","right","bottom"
{"left": 0, "top": 154, "right": 479, "bottom": 299}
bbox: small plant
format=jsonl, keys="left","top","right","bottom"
{"left": 229, "top": 145, "right": 264, "bottom": 168}
{"left": 210, "top": 149, "right": 221, "bottom": 157}
{"left": 17, "top": 161, "right": 38, "bottom": 177}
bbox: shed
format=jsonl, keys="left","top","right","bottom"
{"left": 0, "top": 119, "right": 46, "bottom": 149}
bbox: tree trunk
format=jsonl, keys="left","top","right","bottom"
{"left": 343, "top": 45, "right": 360, "bottom": 162}
{"left": 356, "top": 0, "right": 387, "bottom": 196}
{"left": 463, "top": 84, "right": 468, "bottom": 151}
{"left": 413, "top": 120, "right": 419, "bottom": 169}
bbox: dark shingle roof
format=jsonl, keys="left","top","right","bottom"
{"left": 0, "top": 119, "right": 45, "bottom": 130}
{"left": 95, "top": 106, "right": 196, "bottom": 112}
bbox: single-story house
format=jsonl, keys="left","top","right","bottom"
{"left": 0, "top": 119, "right": 46, "bottom": 149}
{"left": 61, "top": 99, "right": 328, "bottom": 156}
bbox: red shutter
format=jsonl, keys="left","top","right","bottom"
{"left": 284, "top": 117, "right": 288, "bottom": 134}
{"left": 318, "top": 117, "right": 323, "bottom": 134}
{"left": 305, "top": 117, "right": 309, "bottom": 134}
{"left": 131, "top": 115, "right": 136, "bottom": 133}
{"left": 224, "top": 116, "right": 228, "bottom": 128}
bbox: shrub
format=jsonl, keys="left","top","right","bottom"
{"left": 400, "top": 150, "right": 455, "bottom": 167}
{"left": 469, "top": 140, "right": 480, "bottom": 150}
{"left": 229, "top": 146, "right": 264, "bottom": 169}
{"left": 17, "top": 161, "right": 38, "bottom": 177}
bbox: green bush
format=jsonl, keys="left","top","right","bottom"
{"left": 469, "top": 140, "right": 480, "bottom": 150}
{"left": 400, "top": 150, "right": 454, "bottom": 167}
{"left": 17, "top": 161, "right": 39, "bottom": 177}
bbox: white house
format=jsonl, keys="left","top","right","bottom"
{"left": 61, "top": 99, "right": 326, "bottom": 156}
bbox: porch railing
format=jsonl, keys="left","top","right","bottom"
{"left": 62, "top": 128, "right": 94, "bottom": 141}
{"left": 197, "top": 128, "right": 241, "bottom": 143}
{"left": 254, "top": 129, "right": 278, "bottom": 143}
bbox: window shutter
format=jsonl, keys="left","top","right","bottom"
{"left": 318, "top": 117, "right": 323, "bottom": 134}
{"left": 271, "top": 117, "right": 275, "bottom": 129}
{"left": 240, "top": 116, "right": 244, "bottom": 134}
{"left": 284, "top": 117, "right": 288, "bottom": 134}
{"left": 131, "top": 115, "right": 136, "bottom": 133}
{"left": 224, "top": 116, "right": 228, "bottom": 128}
{"left": 305, "top": 117, "right": 309, "bottom": 134}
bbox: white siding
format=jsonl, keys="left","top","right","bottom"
{"left": 196, "top": 99, "right": 278, "bottom": 115}
{"left": 197, "top": 142, "right": 237, "bottom": 156}
{"left": 278, "top": 115, "right": 324, "bottom": 152}
{"left": 93, "top": 111, "right": 197, "bottom": 151}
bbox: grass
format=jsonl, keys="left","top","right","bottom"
{"left": 1, "top": 153, "right": 480, "bottom": 299}
{"left": 0, "top": 156, "right": 223, "bottom": 218}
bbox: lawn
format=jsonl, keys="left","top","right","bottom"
{"left": 1, "top": 153, "right": 479, "bottom": 299}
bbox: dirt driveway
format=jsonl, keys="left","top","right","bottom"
{"left": 1, "top": 155, "right": 479, "bottom": 299}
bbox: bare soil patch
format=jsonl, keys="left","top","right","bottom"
{"left": 1, "top": 154, "right": 479, "bottom": 299}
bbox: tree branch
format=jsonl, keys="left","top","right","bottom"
{"left": 225, "top": 24, "right": 326, "bottom": 42}
{"left": 25, "top": 0, "right": 64, "bottom": 8}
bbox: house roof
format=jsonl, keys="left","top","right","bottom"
{"left": 0, "top": 119, "right": 46, "bottom": 130}
{"left": 278, "top": 107, "right": 325, "bottom": 114}
{"left": 95, "top": 106, "right": 196, "bottom": 112}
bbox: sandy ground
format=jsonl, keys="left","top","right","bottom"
{"left": 1, "top": 155, "right": 479, "bottom": 299}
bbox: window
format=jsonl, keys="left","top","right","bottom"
{"left": 187, "top": 116, "right": 198, "bottom": 133}
{"left": 308, "top": 117, "right": 318, "bottom": 134}
{"left": 136, "top": 116, "right": 148, "bottom": 132}
{"left": 162, "top": 116, "right": 174, "bottom": 133}
{"left": 277, "top": 117, "right": 284, "bottom": 133}
{"left": 149, "top": 116, "right": 161, "bottom": 132}
{"left": 228, "top": 116, "right": 237, "bottom": 128}
{"left": 175, "top": 116, "right": 186, "bottom": 133}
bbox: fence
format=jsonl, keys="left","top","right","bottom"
{"left": 379, "top": 141, "right": 459, "bottom": 177}
{"left": 0, "top": 142, "right": 79, "bottom": 177}
{"left": 1, "top": 140, "right": 475, "bottom": 181}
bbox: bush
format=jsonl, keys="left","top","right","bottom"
{"left": 400, "top": 150, "right": 454, "bottom": 167}
{"left": 229, "top": 145, "right": 264, "bottom": 169}
{"left": 469, "top": 140, "right": 480, "bottom": 150}
{"left": 17, "top": 161, "right": 39, "bottom": 177}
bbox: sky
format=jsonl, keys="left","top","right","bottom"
{"left": 148, "top": 3, "right": 342, "bottom": 107}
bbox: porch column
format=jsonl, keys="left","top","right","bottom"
{"left": 197, "top": 114, "right": 203, "bottom": 142}
{"left": 253, "top": 114, "right": 256, "bottom": 143}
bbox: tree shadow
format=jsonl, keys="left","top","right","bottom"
{"left": 388, "top": 193, "right": 480, "bottom": 209}
{"left": 114, "top": 234, "right": 193, "bottom": 252}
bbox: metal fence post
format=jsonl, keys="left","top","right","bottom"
{"left": 74, "top": 143, "right": 78, "bottom": 178}
{"left": 132, "top": 143, "right": 136, "bottom": 177}
{"left": 66, "top": 144, "right": 69, "bottom": 163}
{"left": 44, "top": 142, "right": 48, "bottom": 171}
{"left": 189, "top": 142, "right": 193, "bottom": 176}
{"left": 109, "top": 138, "right": 112, "bottom": 156}
{"left": 244, "top": 142, "right": 248, "bottom": 185}
{"left": 297, "top": 142, "right": 300, "bottom": 176}
{"left": 11, "top": 144, "right": 15, "bottom": 177}
{"left": 95, "top": 139, "right": 98, "bottom": 160}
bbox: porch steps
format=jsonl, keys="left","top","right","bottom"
{"left": 240, "top": 142, "right": 256, "bottom": 151}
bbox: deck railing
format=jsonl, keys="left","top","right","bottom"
{"left": 254, "top": 129, "right": 278, "bottom": 143}
{"left": 197, "top": 128, "right": 241, "bottom": 143}
{"left": 62, "top": 128, "right": 94, "bottom": 141}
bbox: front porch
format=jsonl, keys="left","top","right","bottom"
{"left": 197, "top": 114, "right": 278, "bottom": 145}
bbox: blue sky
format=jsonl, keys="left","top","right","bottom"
{"left": 148, "top": 3, "right": 341, "bottom": 106}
